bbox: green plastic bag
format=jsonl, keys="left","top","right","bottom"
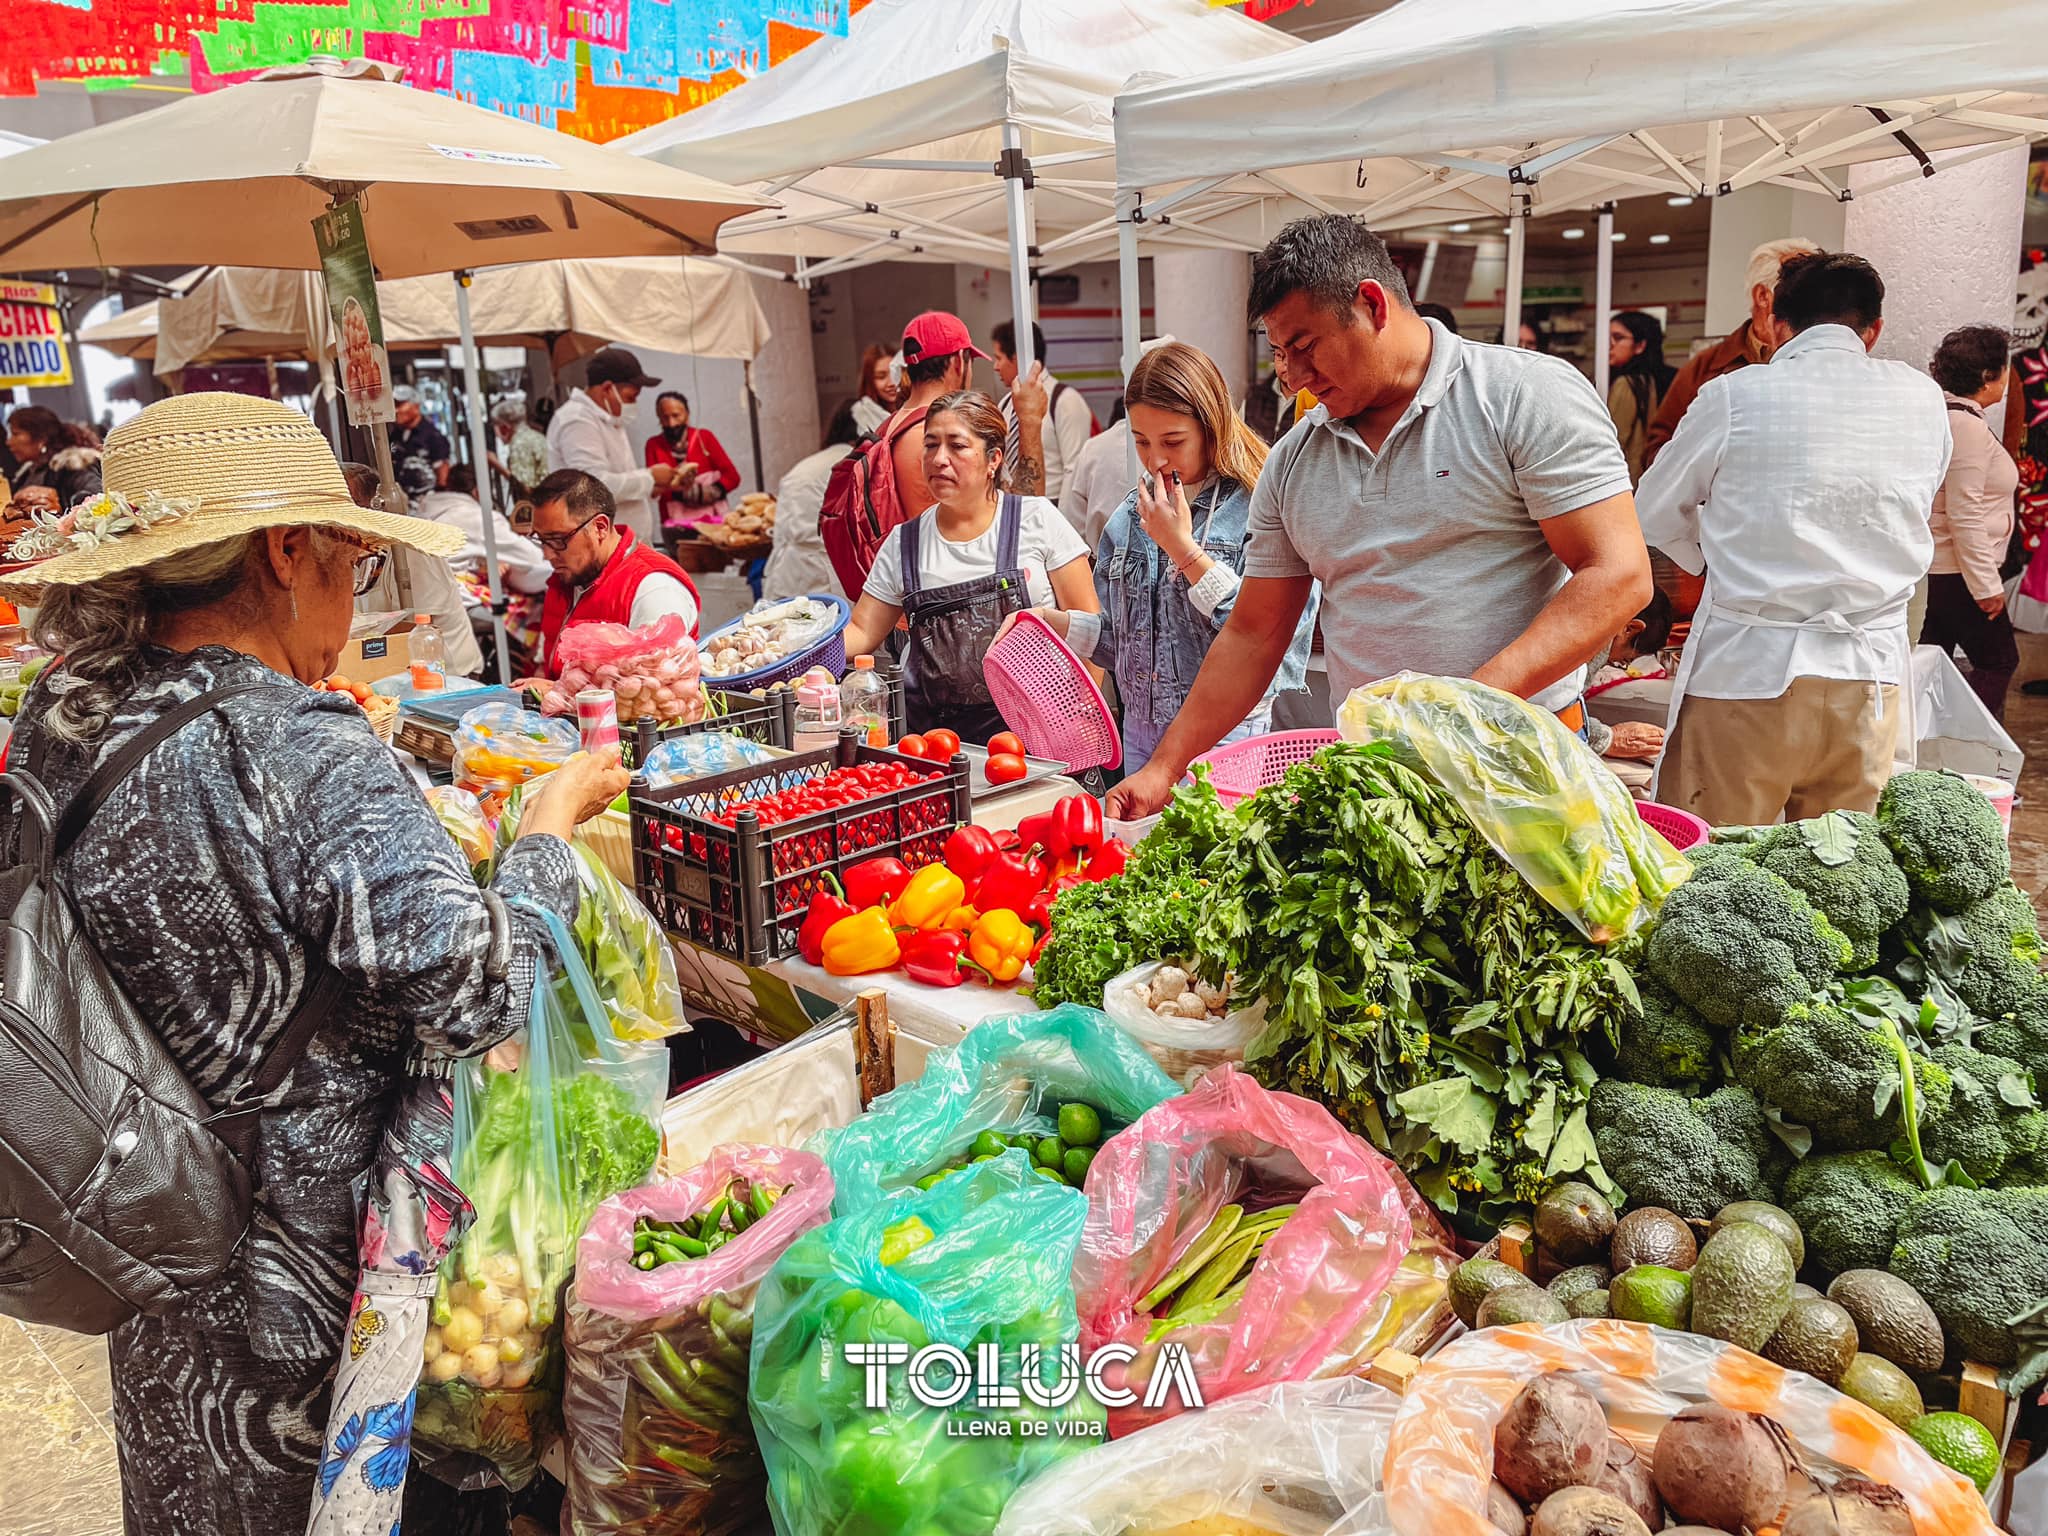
{"left": 811, "top": 1005, "right": 1181, "bottom": 1215}
{"left": 748, "top": 1153, "right": 1103, "bottom": 1536}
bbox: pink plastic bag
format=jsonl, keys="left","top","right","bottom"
{"left": 563, "top": 1144, "right": 832, "bottom": 1536}
{"left": 540, "top": 614, "right": 703, "bottom": 727}
{"left": 1073, "top": 1066, "right": 1456, "bottom": 1435}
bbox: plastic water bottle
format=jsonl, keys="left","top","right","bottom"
{"left": 407, "top": 612, "right": 446, "bottom": 692}
{"left": 839, "top": 654, "right": 889, "bottom": 748}
{"left": 794, "top": 665, "right": 845, "bottom": 753}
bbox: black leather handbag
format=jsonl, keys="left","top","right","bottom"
{"left": 0, "top": 683, "right": 342, "bottom": 1334}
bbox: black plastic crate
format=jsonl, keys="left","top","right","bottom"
{"left": 629, "top": 728, "right": 970, "bottom": 965}
{"left": 622, "top": 687, "right": 796, "bottom": 769}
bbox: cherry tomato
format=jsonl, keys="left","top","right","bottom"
{"left": 923, "top": 728, "right": 961, "bottom": 760}
{"left": 987, "top": 732, "right": 1025, "bottom": 759}
{"left": 896, "top": 734, "right": 930, "bottom": 759}
{"left": 985, "top": 752, "right": 1028, "bottom": 785}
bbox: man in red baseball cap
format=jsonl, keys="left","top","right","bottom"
{"left": 889, "top": 311, "right": 1047, "bottom": 512}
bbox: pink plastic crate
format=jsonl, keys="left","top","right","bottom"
{"left": 982, "top": 611, "right": 1122, "bottom": 772}
{"left": 1191, "top": 729, "right": 1340, "bottom": 806}
{"left": 1637, "top": 800, "right": 1709, "bottom": 851}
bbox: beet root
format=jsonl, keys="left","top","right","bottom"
{"left": 1486, "top": 1479, "right": 1530, "bottom": 1536}
{"left": 1778, "top": 1478, "right": 1916, "bottom": 1536}
{"left": 1651, "top": 1403, "right": 1794, "bottom": 1533}
{"left": 1589, "top": 1435, "right": 1663, "bottom": 1530}
{"left": 1494, "top": 1375, "right": 1611, "bottom": 1506}
{"left": 1528, "top": 1487, "right": 1653, "bottom": 1536}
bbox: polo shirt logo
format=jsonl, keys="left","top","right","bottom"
{"left": 1435, "top": 468, "right": 1451, "bottom": 477}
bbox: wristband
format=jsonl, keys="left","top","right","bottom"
{"left": 1173, "top": 546, "right": 1206, "bottom": 577}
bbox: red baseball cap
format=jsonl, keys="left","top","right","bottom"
{"left": 900, "top": 311, "right": 989, "bottom": 365}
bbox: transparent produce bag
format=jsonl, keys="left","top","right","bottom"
{"left": 414, "top": 907, "right": 666, "bottom": 1490}
{"left": 748, "top": 1154, "right": 1101, "bottom": 1536}
{"left": 810, "top": 1004, "right": 1181, "bottom": 1216}
{"left": 1385, "top": 1320, "right": 2000, "bottom": 1536}
{"left": 1074, "top": 1066, "right": 1456, "bottom": 1437}
{"left": 1101, "top": 961, "right": 1266, "bottom": 1089}
{"left": 563, "top": 1145, "right": 834, "bottom": 1536}
{"left": 454, "top": 702, "right": 581, "bottom": 821}
{"left": 995, "top": 1375, "right": 1402, "bottom": 1536}
{"left": 1338, "top": 672, "right": 1688, "bottom": 942}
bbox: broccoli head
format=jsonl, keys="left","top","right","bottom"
{"left": 1890, "top": 1184, "right": 2048, "bottom": 1376}
{"left": 1781, "top": 1150, "right": 1925, "bottom": 1277}
{"left": 1876, "top": 770, "right": 2010, "bottom": 913}
{"left": 1733, "top": 1002, "right": 1954, "bottom": 1153}
{"left": 1600, "top": 977, "right": 1722, "bottom": 1096}
{"left": 1923, "top": 1043, "right": 2048, "bottom": 1186}
{"left": 1587, "top": 1080, "right": 1785, "bottom": 1220}
{"left": 1755, "top": 812, "right": 1910, "bottom": 972}
{"left": 1894, "top": 883, "right": 2044, "bottom": 1021}
{"left": 1979, "top": 979, "right": 2048, "bottom": 1076}
{"left": 1646, "top": 860, "right": 1852, "bottom": 1033}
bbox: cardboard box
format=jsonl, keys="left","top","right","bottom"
{"left": 336, "top": 627, "right": 412, "bottom": 684}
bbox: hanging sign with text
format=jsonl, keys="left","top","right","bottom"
{"left": 0, "top": 282, "right": 73, "bottom": 389}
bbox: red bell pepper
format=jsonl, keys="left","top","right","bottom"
{"left": 843, "top": 856, "right": 912, "bottom": 911}
{"left": 1049, "top": 795, "right": 1104, "bottom": 859}
{"left": 1082, "top": 837, "right": 1129, "bottom": 881}
{"left": 942, "top": 825, "right": 1001, "bottom": 887}
{"left": 900, "top": 929, "right": 970, "bottom": 988}
{"left": 1013, "top": 810, "right": 1057, "bottom": 857}
{"left": 972, "top": 850, "right": 1049, "bottom": 917}
{"left": 798, "top": 884, "right": 858, "bottom": 967}
{"left": 992, "top": 828, "right": 1021, "bottom": 852}
{"left": 1020, "top": 890, "right": 1055, "bottom": 935}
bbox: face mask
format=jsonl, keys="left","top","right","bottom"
{"left": 664, "top": 423, "right": 689, "bottom": 447}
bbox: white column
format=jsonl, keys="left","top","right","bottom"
{"left": 1502, "top": 202, "right": 1528, "bottom": 348}
{"left": 1151, "top": 248, "right": 1252, "bottom": 401}
{"left": 1001, "top": 121, "right": 1037, "bottom": 375}
{"left": 1594, "top": 204, "right": 1615, "bottom": 400}
{"left": 1845, "top": 145, "right": 2029, "bottom": 419}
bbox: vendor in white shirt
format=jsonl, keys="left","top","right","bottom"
{"left": 544, "top": 347, "right": 678, "bottom": 546}
{"left": 417, "top": 463, "right": 552, "bottom": 596}
{"left": 994, "top": 320, "right": 1095, "bottom": 501}
{"left": 1636, "top": 252, "right": 1952, "bottom": 825}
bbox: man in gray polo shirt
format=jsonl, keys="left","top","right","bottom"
{"left": 1109, "top": 215, "right": 1652, "bottom": 818}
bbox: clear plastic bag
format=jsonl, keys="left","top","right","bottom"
{"left": 1101, "top": 961, "right": 1267, "bottom": 1088}
{"left": 1384, "top": 1320, "right": 1999, "bottom": 1536}
{"left": 1337, "top": 672, "right": 1688, "bottom": 941}
{"left": 995, "top": 1375, "right": 1402, "bottom": 1536}
{"left": 700, "top": 596, "right": 843, "bottom": 680}
{"left": 1073, "top": 1065, "right": 1456, "bottom": 1437}
{"left": 413, "top": 907, "right": 667, "bottom": 1490}
{"left": 749, "top": 1153, "right": 1101, "bottom": 1536}
{"left": 453, "top": 702, "right": 580, "bottom": 820}
{"left": 540, "top": 614, "right": 704, "bottom": 727}
{"left": 810, "top": 1004, "right": 1181, "bottom": 1215}
{"left": 425, "top": 784, "right": 495, "bottom": 883}
{"left": 563, "top": 1145, "right": 834, "bottom": 1536}
{"left": 638, "top": 730, "right": 780, "bottom": 788}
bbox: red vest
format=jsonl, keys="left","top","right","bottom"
{"left": 538, "top": 528, "right": 700, "bottom": 678}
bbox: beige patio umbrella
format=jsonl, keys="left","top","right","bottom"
{"left": 0, "top": 57, "right": 772, "bottom": 677}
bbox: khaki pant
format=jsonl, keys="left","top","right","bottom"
{"left": 1661, "top": 677, "right": 1900, "bottom": 827}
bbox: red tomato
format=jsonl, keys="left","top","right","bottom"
{"left": 923, "top": 728, "right": 962, "bottom": 760}
{"left": 896, "top": 734, "right": 930, "bottom": 759}
{"left": 985, "top": 753, "right": 1028, "bottom": 785}
{"left": 987, "top": 731, "right": 1025, "bottom": 760}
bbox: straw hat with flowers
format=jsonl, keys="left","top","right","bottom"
{"left": 0, "top": 392, "right": 461, "bottom": 598}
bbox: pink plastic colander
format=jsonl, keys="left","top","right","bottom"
{"left": 982, "top": 611, "right": 1122, "bottom": 772}
{"left": 1191, "top": 729, "right": 1340, "bottom": 806}
{"left": 1637, "top": 800, "right": 1710, "bottom": 851}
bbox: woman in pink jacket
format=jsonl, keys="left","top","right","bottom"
{"left": 1924, "top": 324, "right": 2021, "bottom": 720}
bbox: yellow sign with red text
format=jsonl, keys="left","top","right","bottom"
{"left": 0, "top": 282, "right": 72, "bottom": 389}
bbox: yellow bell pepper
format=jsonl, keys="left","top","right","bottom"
{"left": 966, "top": 908, "right": 1035, "bottom": 984}
{"left": 888, "top": 863, "right": 966, "bottom": 932}
{"left": 942, "top": 904, "right": 982, "bottom": 934}
{"left": 821, "top": 907, "right": 901, "bottom": 976}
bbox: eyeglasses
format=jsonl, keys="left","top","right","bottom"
{"left": 328, "top": 533, "right": 390, "bottom": 596}
{"left": 534, "top": 510, "right": 601, "bottom": 554}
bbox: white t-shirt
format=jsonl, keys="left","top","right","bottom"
{"left": 862, "top": 496, "right": 1089, "bottom": 610}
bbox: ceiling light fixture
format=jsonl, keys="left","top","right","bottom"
{"left": 1667, "top": 195, "right": 1695, "bottom": 207}
{"left": 1562, "top": 227, "right": 1586, "bottom": 239}
{"left": 1649, "top": 233, "right": 1672, "bottom": 245}
{"left": 1611, "top": 231, "right": 1628, "bottom": 242}
{"left": 1447, "top": 222, "right": 1471, "bottom": 233}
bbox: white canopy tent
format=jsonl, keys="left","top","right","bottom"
{"left": 621, "top": 0, "right": 1297, "bottom": 377}
{"left": 1113, "top": 0, "right": 2048, "bottom": 394}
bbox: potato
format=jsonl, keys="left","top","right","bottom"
{"left": 1528, "top": 1487, "right": 1651, "bottom": 1536}
{"left": 424, "top": 1351, "right": 464, "bottom": 1383}
{"left": 1494, "top": 1375, "right": 1610, "bottom": 1506}
{"left": 421, "top": 1328, "right": 443, "bottom": 1364}
{"left": 1778, "top": 1480, "right": 1915, "bottom": 1536}
{"left": 461, "top": 1343, "right": 503, "bottom": 1388}
{"left": 499, "top": 1357, "right": 537, "bottom": 1391}
{"left": 495, "top": 1296, "right": 529, "bottom": 1336}
{"left": 1590, "top": 1436, "right": 1662, "bottom": 1530}
{"left": 440, "top": 1305, "right": 484, "bottom": 1354}
{"left": 1486, "top": 1480, "right": 1529, "bottom": 1536}
{"left": 1651, "top": 1404, "right": 1793, "bottom": 1534}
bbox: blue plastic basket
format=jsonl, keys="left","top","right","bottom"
{"left": 698, "top": 593, "right": 852, "bottom": 689}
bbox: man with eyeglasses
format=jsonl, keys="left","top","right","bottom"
{"left": 530, "top": 468, "right": 699, "bottom": 680}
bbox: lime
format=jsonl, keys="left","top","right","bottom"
{"left": 1035, "top": 1164, "right": 1066, "bottom": 1182}
{"left": 971, "top": 1130, "right": 1008, "bottom": 1160}
{"left": 1906, "top": 1411, "right": 2000, "bottom": 1493}
{"left": 1058, "top": 1103, "right": 1104, "bottom": 1148}
{"left": 1034, "top": 1136, "right": 1066, "bottom": 1169}
{"left": 1062, "top": 1146, "right": 1095, "bottom": 1186}
{"left": 879, "top": 1215, "right": 934, "bottom": 1267}
{"left": 915, "top": 1172, "right": 947, "bottom": 1191}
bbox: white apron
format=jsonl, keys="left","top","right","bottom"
{"left": 1652, "top": 575, "right": 1916, "bottom": 804}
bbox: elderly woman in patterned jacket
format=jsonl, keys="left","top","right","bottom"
{"left": 0, "top": 393, "right": 626, "bottom": 1536}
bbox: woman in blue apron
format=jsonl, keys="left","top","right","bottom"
{"left": 842, "top": 391, "right": 1096, "bottom": 742}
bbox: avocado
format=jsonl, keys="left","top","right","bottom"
{"left": 1790, "top": 1282, "right": 1822, "bottom": 1303}
{"left": 1826, "top": 1270, "right": 1946, "bottom": 1376}
{"left": 1547, "top": 1263, "right": 1613, "bottom": 1310}
{"left": 1476, "top": 1284, "right": 1571, "bottom": 1330}
{"left": 1689, "top": 1222, "right": 1795, "bottom": 1353}
{"left": 1536, "top": 1181, "right": 1618, "bottom": 1265}
{"left": 1611, "top": 1207, "right": 1699, "bottom": 1272}
{"left": 1763, "top": 1296, "right": 1860, "bottom": 1386}
{"left": 1567, "top": 1287, "right": 1612, "bottom": 1320}
{"left": 1450, "top": 1257, "right": 1537, "bottom": 1328}
{"left": 1711, "top": 1201, "right": 1806, "bottom": 1270}
{"left": 1839, "top": 1351, "right": 1927, "bottom": 1428}
{"left": 1608, "top": 1265, "right": 1693, "bottom": 1329}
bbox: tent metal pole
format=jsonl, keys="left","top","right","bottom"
{"left": 1415, "top": 240, "right": 1440, "bottom": 303}
{"left": 1001, "top": 121, "right": 1037, "bottom": 376}
{"left": 1594, "top": 203, "right": 1615, "bottom": 402}
{"left": 745, "top": 360, "right": 766, "bottom": 495}
{"left": 1117, "top": 187, "right": 1143, "bottom": 486}
{"left": 1502, "top": 196, "right": 1528, "bottom": 347}
{"left": 454, "top": 271, "right": 510, "bottom": 682}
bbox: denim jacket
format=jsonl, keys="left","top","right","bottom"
{"left": 1079, "top": 477, "right": 1319, "bottom": 766}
